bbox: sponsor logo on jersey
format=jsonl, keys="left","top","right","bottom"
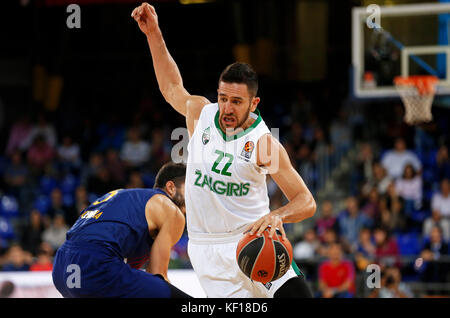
{"left": 202, "top": 127, "right": 211, "bottom": 145}
{"left": 240, "top": 141, "right": 255, "bottom": 160}
{"left": 193, "top": 170, "right": 250, "bottom": 197}
{"left": 79, "top": 209, "right": 103, "bottom": 220}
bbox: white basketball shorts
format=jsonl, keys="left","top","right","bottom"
{"left": 187, "top": 226, "right": 297, "bottom": 298}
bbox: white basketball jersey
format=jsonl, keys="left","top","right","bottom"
{"left": 185, "top": 103, "right": 272, "bottom": 235}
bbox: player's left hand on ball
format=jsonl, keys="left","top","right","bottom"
{"left": 245, "top": 213, "right": 287, "bottom": 241}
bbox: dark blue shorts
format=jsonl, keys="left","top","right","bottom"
{"left": 52, "top": 240, "right": 172, "bottom": 298}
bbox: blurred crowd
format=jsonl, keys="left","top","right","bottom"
{"left": 292, "top": 133, "right": 450, "bottom": 297}
{"left": 0, "top": 98, "right": 174, "bottom": 272}
{"left": 0, "top": 88, "right": 449, "bottom": 298}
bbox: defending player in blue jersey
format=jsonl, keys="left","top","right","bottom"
{"left": 52, "top": 162, "right": 191, "bottom": 298}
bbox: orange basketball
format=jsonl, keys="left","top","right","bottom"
{"left": 236, "top": 228, "right": 293, "bottom": 284}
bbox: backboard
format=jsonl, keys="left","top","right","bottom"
{"left": 351, "top": 1, "right": 450, "bottom": 100}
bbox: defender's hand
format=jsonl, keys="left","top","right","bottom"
{"left": 245, "top": 213, "right": 287, "bottom": 241}
{"left": 131, "top": 2, "right": 159, "bottom": 36}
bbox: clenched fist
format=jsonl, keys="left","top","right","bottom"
{"left": 131, "top": 2, "right": 159, "bottom": 36}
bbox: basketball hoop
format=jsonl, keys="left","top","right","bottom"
{"left": 394, "top": 75, "right": 439, "bottom": 125}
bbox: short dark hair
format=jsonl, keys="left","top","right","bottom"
{"left": 154, "top": 162, "right": 186, "bottom": 189}
{"left": 219, "top": 62, "right": 258, "bottom": 97}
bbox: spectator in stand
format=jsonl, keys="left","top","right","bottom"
{"left": 285, "top": 121, "right": 306, "bottom": 152}
{"left": 296, "top": 144, "right": 316, "bottom": 191}
{"left": 373, "top": 227, "right": 400, "bottom": 268}
{"left": 434, "top": 145, "right": 450, "bottom": 182}
{"left": 419, "top": 225, "right": 449, "bottom": 285}
{"left": 292, "top": 228, "right": 321, "bottom": 279}
{"left": 3, "top": 149, "right": 29, "bottom": 199}
{"left": 315, "top": 200, "right": 338, "bottom": 243}
{"left": 377, "top": 198, "right": 405, "bottom": 234}
{"left": 86, "top": 160, "right": 117, "bottom": 197}
{"left": 29, "top": 245, "right": 54, "bottom": 272}
{"left": 317, "top": 242, "right": 355, "bottom": 298}
{"left": 42, "top": 214, "right": 69, "bottom": 251}
{"left": 369, "top": 266, "right": 413, "bottom": 298}
{"left": 20, "top": 113, "right": 57, "bottom": 151}
{"left": 120, "top": 126, "right": 151, "bottom": 170}
{"left": 337, "top": 196, "right": 373, "bottom": 253}
{"left": 57, "top": 135, "right": 81, "bottom": 172}
{"left": 296, "top": 143, "right": 311, "bottom": 168}
{"left": 95, "top": 114, "right": 126, "bottom": 153}
{"left": 20, "top": 209, "right": 45, "bottom": 256}
{"left": 293, "top": 228, "right": 320, "bottom": 260}
{"left": 39, "top": 241, "right": 54, "bottom": 256}
{"left": 361, "top": 187, "right": 381, "bottom": 220}
{"left": 148, "top": 127, "right": 171, "bottom": 174}
{"left": 26, "top": 134, "right": 55, "bottom": 174}
{"left": 74, "top": 185, "right": 90, "bottom": 215}
{"left": 125, "top": 170, "right": 145, "bottom": 189}
{"left": 354, "top": 142, "right": 375, "bottom": 193}
{"left": 362, "top": 162, "right": 392, "bottom": 197}
{"left": 5, "top": 114, "right": 32, "bottom": 157}
{"left": 80, "top": 152, "right": 103, "bottom": 186}
{"left": 310, "top": 126, "right": 329, "bottom": 162}
{"left": 105, "top": 148, "right": 126, "bottom": 186}
{"left": 130, "top": 111, "right": 150, "bottom": 142}
{"left": 329, "top": 109, "right": 352, "bottom": 160}
{"left": 47, "top": 188, "right": 76, "bottom": 224}
{"left": 376, "top": 183, "right": 407, "bottom": 233}
{"left": 354, "top": 227, "right": 376, "bottom": 271}
{"left": 423, "top": 210, "right": 450, "bottom": 242}
{"left": 1, "top": 244, "right": 32, "bottom": 271}
{"left": 358, "top": 143, "right": 375, "bottom": 179}
{"left": 395, "top": 164, "right": 423, "bottom": 211}
{"left": 431, "top": 178, "right": 450, "bottom": 219}
{"left": 317, "top": 228, "right": 338, "bottom": 258}
{"left": 381, "top": 137, "right": 422, "bottom": 180}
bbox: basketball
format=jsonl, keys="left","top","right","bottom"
{"left": 236, "top": 228, "right": 293, "bottom": 284}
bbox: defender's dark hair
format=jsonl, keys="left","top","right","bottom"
{"left": 153, "top": 162, "right": 186, "bottom": 189}
{"left": 219, "top": 62, "right": 258, "bottom": 97}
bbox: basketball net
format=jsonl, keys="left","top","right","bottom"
{"left": 394, "top": 75, "right": 439, "bottom": 125}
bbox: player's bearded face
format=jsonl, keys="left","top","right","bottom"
{"left": 217, "top": 81, "right": 258, "bottom": 134}
{"left": 220, "top": 103, "right": 251, "bottom": 131}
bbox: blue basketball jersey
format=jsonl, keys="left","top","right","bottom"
{"left": 66, "top": 188, "right": 167, "bottom": 268}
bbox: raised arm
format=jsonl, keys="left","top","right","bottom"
{"left": 131, "top": 3, "right": 209, "bottom": 135}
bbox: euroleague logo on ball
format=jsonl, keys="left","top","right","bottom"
{"left": 257, "top": 270, "right": 268, "bottom": 278}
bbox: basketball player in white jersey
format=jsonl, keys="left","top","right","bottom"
{"left": 132, "top": 3, "right": 316, "bottom": 298}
